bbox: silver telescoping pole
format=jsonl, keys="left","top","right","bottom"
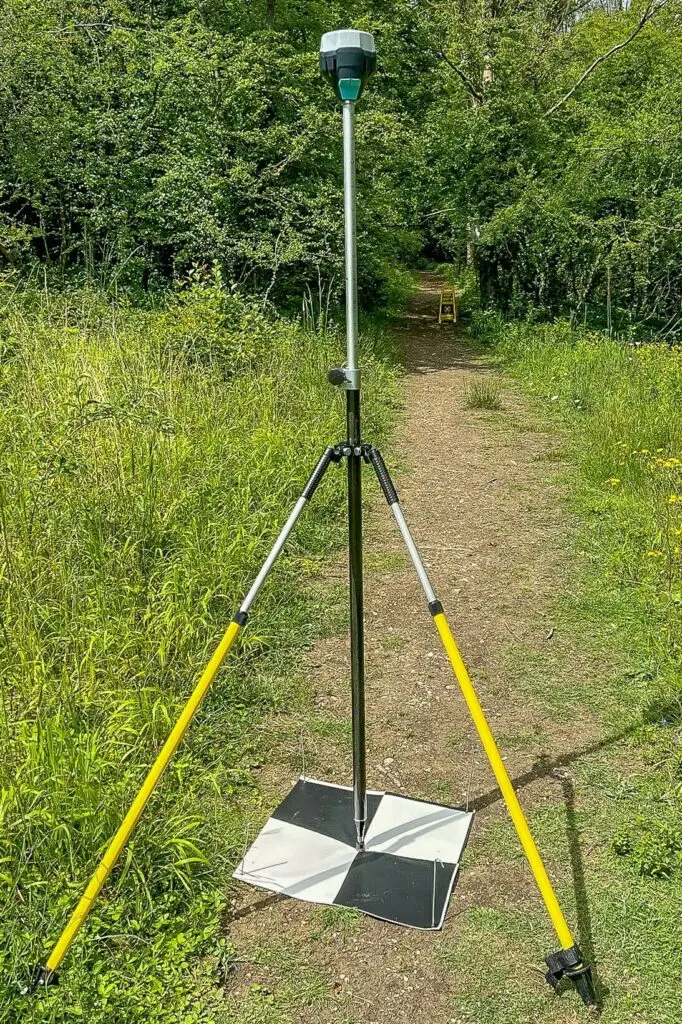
{"left": 319, "top": 28, "right": 376, "bottom": 849}
{"left": 343, "top": 100, "right": 358, "bottom": 372}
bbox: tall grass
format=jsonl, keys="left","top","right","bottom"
{"left": 0, "top": 280, "right": 398, "bottom": 1020}
{"left": 473, "top": 312, "right": 682, "bottom": 877}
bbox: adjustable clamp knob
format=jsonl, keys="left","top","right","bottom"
{"left": 328, "top": 368, "right": 347, "bottom": 386}
{"left": 328, "top": 367, "right": 360, "bottom": 390}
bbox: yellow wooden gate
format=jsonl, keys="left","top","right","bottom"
{"left": 438, "top": 287, "right": 457, "bottom": 325}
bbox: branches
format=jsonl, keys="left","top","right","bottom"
{"left": 545, "top": 0, "right": 670, "bottom": 116}
{"left": 53, "top": 22, "right": 113, "bottom": 35}
{"left": 437, "top": 49, "right": 483, "bottom": 104}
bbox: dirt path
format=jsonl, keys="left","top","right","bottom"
{"left": 223, "top": 276, "right": 612, "bottom": 1024}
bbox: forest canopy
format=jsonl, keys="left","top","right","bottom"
{"left": 2, "top": 0, "right": 681, "bottom": 332}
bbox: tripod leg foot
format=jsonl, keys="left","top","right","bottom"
{"left": 21, "top": 964, "right": 58, "bottom": 995}
{"left": 546, "top": 946, "right": 598, "bottom": 1010}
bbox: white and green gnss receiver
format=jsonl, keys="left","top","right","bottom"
{"left": 319, "top": 29, "right": 377, "bottom": 102}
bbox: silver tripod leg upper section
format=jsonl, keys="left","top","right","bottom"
{"left": 239, "top": 496, "right": 308, "bottom": 614}
{"left": 389, "top": 503, "right": 438, "bottom": 606}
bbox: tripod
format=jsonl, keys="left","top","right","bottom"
{"left": 30, "top": 31, "right": 597, "bottom": 1009}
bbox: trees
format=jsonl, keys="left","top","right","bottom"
{"left": 419, "top": 0, "right": 682, "bottom": 332}
{"left": 2, "top": 0, "right": 681, "bottom": 333}
{"left": 0, "top": 1, "right": 430, "bottom": 303}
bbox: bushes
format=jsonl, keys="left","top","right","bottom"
{"left": 0, "top": 280, "right": 398, "bottom": 1019}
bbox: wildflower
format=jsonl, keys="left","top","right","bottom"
{"left": 605, "top": 477, "right": 621, "bottom": 486}
{"left": 667, "top": 495, "right": 682, "bottom": 504}
{"left": 646, "top": 550, "right": 664, "bottom": 557}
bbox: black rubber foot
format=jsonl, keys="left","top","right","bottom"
{"left": 545, "top": 946, "right": 598, "bottom": 1010}
{"left": 22, "top": 965, "right": 58, "bottom": 994}
{"left": 571, "top": 966, "right": 598, "bottom": 1010}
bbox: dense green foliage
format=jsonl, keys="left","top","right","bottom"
{"left": 0, "top": 281, "right": 397, "bottom": 1019}
{"left": 1, "top": 0, "right": 431, "bottom": 305}
{"left": 2, "top": 0, "right": 682, "bottom": 1017}
{"left": 422, "top": 1, "right": 682, "bottom": 333}
{"left": 4, "top": 1, "right": 682, "bottom": 332}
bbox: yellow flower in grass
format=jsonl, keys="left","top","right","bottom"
{"left": 605, "top": 477, "right": 621, "bottom": 486}
{"left": 667, "top": 494, "right": 682, "bottom": 504}
{"left": 647, "top": 550, "right": 664, "bottom": 557}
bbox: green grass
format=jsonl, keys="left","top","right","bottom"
{"left": 463, "top": 379, "right": 504, "bottom": 411}
{"left": 481, "top": 316, "right": 682, "bottom": 864}
{"left": 218, "top": 939, "right": 330, "bottom": 1024}
{"left": 307, "top": 715, "right": 352, "bottom": 742}
{"left": 452, "top": 312, "right": 682, "bottom": 1022}
{"left": 314, "top": 905, "right": 360, "bottom": 934}
{"left": 0, "top": 280, "right": 398, "bottom": 1021}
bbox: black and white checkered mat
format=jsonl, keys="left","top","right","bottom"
{"left": 234, "top": 778, "right": 474, "bottom": 929}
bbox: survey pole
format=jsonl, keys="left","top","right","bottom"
{"left": 320, "top": 29, "right": 376, "bottom": 848}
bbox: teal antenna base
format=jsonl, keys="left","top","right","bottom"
{"left": 339, "top": 78, "right": 362, "bottom": 102}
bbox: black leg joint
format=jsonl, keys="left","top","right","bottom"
{"left": 302, "top": 446, "right": 336, "bottom": 501}
{"left": 367, "top": 447, "right": 399, "bottom": 505}
{"left": 545, "top": 945, "right": 597, "bottom": 1008}
{"left": 428, "top": 599, "right": 444, "bottom": 617}
{"left": 331, "top": 442, "right": 372, "bottom": 462}
{"left": 24, "top": 965, "right": 58, "bottom": 994}
{"left": 231, "top": 610, "right": 248, "bottom": 626}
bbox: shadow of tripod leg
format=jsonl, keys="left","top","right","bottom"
{"left": 431, "top": 609, "right": 597, "bottom": 1007}
{"left": 432, "top": 611, "right": 575, "bottom": 945}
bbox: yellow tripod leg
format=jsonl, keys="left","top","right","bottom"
{"left": 38, "top": 618, "right": 242, "bottom": 984}
{"left": 366, "top": 446, "right": 596, "bottom": 1007}
{"left": 432, "top": 610, "right": 597, "bottom": 1005}
{"left": 32, "top": 447, "right": 338, "bottom": 990}
{"left": 432, "top": 611, "right": 574, "bottom": 946}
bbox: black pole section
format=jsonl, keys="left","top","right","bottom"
{"left": 346, "top": 389, "right": 366, "bottom": 849}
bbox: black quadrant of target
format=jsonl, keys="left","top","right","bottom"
{"left": 271, "top": 778, "right": 382, "bottom": 847}
{"left": 334, "top": 850, "right": 457, "bottom": 929}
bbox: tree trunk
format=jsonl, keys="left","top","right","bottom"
{"left": 466, "top": 220, "right": 480, "bottom": 267}
{"left": 266, "top": 0, "right": 275, "bottom": 29}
